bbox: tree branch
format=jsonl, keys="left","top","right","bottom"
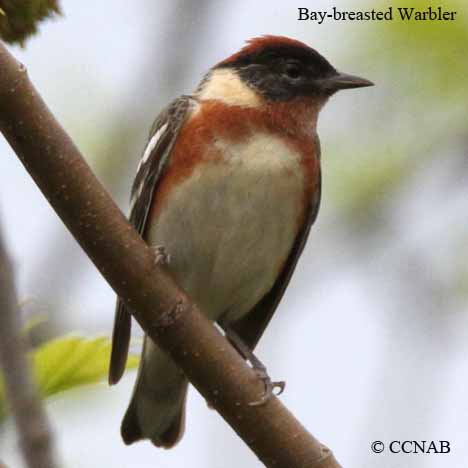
{"left": 0, "top": 224, "right": 58, "bottom": 467}
{"left": 0, "top": 41, "right": 342, "bottom": 468}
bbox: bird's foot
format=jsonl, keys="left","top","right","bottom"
{"left": 223, "top": 326, "right": 285, "bottom": 406}
{"left": 152, "top": 245, "right": 171, "bottom": 266}
{"left": 248, "top": 364, "right": 286, "bottom": 406}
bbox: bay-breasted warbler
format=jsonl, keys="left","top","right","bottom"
{"left": 109, "top": 35, "right": 373, "bottom": 448}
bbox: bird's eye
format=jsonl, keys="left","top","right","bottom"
{"left": 284, "top": 63, "right": 301, "bottom": 79}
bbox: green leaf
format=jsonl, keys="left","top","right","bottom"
{"left": 0, "top": 335, "right": 139, "bottom": 423}
{"left": 0, "top": 0, "right": 62, "bottom": 45}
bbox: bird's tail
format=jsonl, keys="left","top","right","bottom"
{"left": 121, "top": 337, "right": 188, "bottom": 448}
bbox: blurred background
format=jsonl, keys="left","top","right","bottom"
{"left": 1, "top": 0, "right": 467, "bottom": 467}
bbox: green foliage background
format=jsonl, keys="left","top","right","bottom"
{"left": 0, "top": 335, "right": 138, "bottom": 423}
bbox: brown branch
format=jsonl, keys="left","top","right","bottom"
{"left": 0, "top": 224, "right": 58, "bottom": 467}
{"left": 0, "top": 41, "right": 342, "bottom": 468}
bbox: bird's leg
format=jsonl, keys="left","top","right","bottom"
{"left": 151, "top": 245, "right": 171, "bottom": 266}
{"left": 223, "top": 326, "right": 285, "bottom": 406}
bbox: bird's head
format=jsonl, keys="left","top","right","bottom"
{"left": 197, "top": 35, "right": 373, "bottom": 107}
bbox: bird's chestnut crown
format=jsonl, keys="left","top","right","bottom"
{"left": 215, "top": 36, "right": 373, "bottom": 101}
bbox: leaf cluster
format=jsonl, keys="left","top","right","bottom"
{"left": 0, "top": 0, "right": 61, "bottom": 45}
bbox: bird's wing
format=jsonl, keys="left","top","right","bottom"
{"left": 109, "top": 95, "right": 194, "bottom": 385}
{"left": 229, "top": 138, "right": 322, "bottom": 351}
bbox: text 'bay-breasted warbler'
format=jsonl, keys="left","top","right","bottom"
{"left": 109, "top": 35, "right": 373, "bottom": 448}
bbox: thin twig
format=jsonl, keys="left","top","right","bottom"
{"left": 0, "top": 41, "right": 341, "bottom": 468}
{"left": 0, "top": 226, "right": 58, "bottom": 468}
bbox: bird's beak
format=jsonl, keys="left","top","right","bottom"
{"left": 317, "top": 72, "right": 374, "bottom": 92}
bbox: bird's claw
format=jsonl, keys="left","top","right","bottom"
{"left": 223, "top": 326, "right": 285, "bottom": 406}
{"left": 248, "top": 369, "right": 286, "bottom": 406}
{"left": 152, "top": 245, "right": 171, "bottom": 266}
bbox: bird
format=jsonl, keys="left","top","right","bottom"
{"left": 109, "top": 35, "right": 373, "bottom": 448}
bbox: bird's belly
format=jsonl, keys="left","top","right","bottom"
{"left": 146, "top": 133, "right": 306, "bottom": 323}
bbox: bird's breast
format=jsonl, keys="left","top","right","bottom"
{"left": 146, "top": 129, "right": 315, "bottom": 323}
